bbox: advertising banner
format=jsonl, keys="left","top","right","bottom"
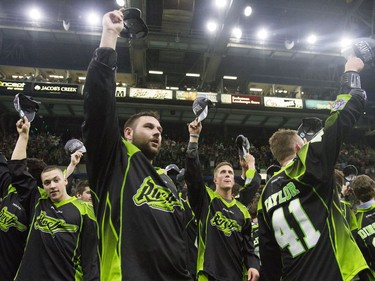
{"left": 232, "top": 95, "right": 261, "bottom": 105}
{"left": 304, "top": 99, "right": 334, "bottom": 110}
{"left": 176, "top": 91, "right": 218, "bottom": 103}
{"left": 129, "top": 88, "right": 173, "bottom": 99}
{"left": 33, "top": 82, "right": 79, "bottom": 94}
{"left": 0, "top": 80, "right": 31, "bottom": 92}
{"left": 264, "top": 97, "right": 303, "bottom": 109}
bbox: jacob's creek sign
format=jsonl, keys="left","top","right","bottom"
{"left": 0, "top": 80, "right": 30, "bottom": 92}
{"left": 33, "top": 83, "right": 79, "bottom": 94}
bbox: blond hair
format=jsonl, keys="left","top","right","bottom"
{"left": 269, "top": 129, "right": 299, "bottom": 164}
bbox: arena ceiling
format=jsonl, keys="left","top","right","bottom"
{"left": 0, "top": 0, "right": 375, "bottom": 136}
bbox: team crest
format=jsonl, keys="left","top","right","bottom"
{"left": 133, "top": 176, "right": 182, "bottom": 212}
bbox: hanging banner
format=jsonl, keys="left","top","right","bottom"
{"left": 232, "top": 95, "right": 261, "bottom": 105}
{"left": 0, "top": 80, "right": 31, "bottom": 92}
{"left": 221, "top": 94, "right": 232, "bottom": 104}
{"left": 176, "top": 91, "right": 218, "bottom": 103}
{"left": 304, "top": 99, "right": 334, "bottom": 110}
{"left": 264, "top": 97, "right": 303, "bottom": 109}
{"left": 115, "top": 87, "right": 127, "bottom": 97}
{"left": 33, "top": 82, "right": 79, "bottom": 94}
{"left": 129, "top": 88, "right": 173, "bottom": 99}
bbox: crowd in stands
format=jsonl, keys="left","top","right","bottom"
{"left": 1, "top": 128, "right": 374, "bottom": 179}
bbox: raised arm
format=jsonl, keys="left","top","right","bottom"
{"left": 304, "top": 56, "right": 366, "bottom": 184}
{"left": 99, "top": 9, "right": 124, "bottom": 49}
{"left": 184, "top": 119, "right": 206, "bottom": 216}
{"left": 82, "top": 9, "right": 126, "bottom": 200}
{"left": 8, "top": 117, "right": 38, "bottom": 206}
{"left": 65, "top": 150, "right": 83, "bottom": 180}
{"left": 237, "top": 152, "right": 261, "bottom": 206}
{"left": 11, "top": 117, "right": 30, "bottom": 161}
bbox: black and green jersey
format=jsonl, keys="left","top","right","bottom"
{"left": 251, "top": 221, "right": 260, "bottom": 260}
{"left": 82, "top": 48, "right": 192, "bottom": 281}
{"left": 185, "top": 142, "right": 260, "bottom": 281}
{"left": 181, "top": 197, "right": 198, "bottom": 277}
{"left": 0, "top": 156, "right": 29, "bottom": 281}
{"left": 258, "top": 92, "right": 371, "bottom": 281}
{"left": 236, "top": 168, "right": 261, "bottom": 207}
{"left": 340, "top": 199, "right": 358, "bottom": 232}
{"left": 10, "top": 173, "right": 99, "bottom": 281}
{"left": 355, "top": 201, "right": 375, "bottom": 271}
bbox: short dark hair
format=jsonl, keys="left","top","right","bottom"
{"left": 41, "top": 165, "right": 63, "bottom": 176}
{"left": 26, "top": 158, "right": 47, "bottom": 188}
{"left": 351, "top": 175, "right": 375, "bottom": 203}
{"left": 123, "top": 111, "right": 160, "bottom": 130}
{"left": 72, "top": 180, "right": 90, "bottom": 196}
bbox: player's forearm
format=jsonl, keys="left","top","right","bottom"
{"left": 11, "top": 134, "right": 29, "bottom": 160}
{"left": 99, "top": 29, "right": 119, "bottom": 50}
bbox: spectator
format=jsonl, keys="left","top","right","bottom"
{"left": 72, "top": 179, "right": 92, "bottom": 203}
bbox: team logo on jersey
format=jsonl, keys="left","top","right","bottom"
{"left": 133, "top": 176, "right": 182, "bottom": 212}
{"left": 0, "top": 207, "right": 27, "bottom": 232}
{"left": 210, "top": 211, "right": 241, "bottom": 236}
{"left": 34, "top": 211, "right": 79, "bottom": 234}
{"left": 332, "top": 99, "right": 346, "bottom": 111}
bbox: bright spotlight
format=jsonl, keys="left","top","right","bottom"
{"left": 215, "top": 0, "right": 227, "bottom": 8}
{"left": 244, "top": 6, "right": 252, "bottom": 17}
{"left": 86, "top": 11, "right": 101, "bottom": 26}
{"left": 206, "top": 20, "right": 218, "bottom": 32}
{"left": 257, "top": 28, "right": 268, "bottom": 40}
{"left": 232, "top": 27, "right": 242, "bottom": 39}
{"left": 306, "top": 34, "right": 317, "bottom": 44}
{"left": 28, "top": 7, "right": 43, "bottom": 21}
{"left": 116, "top": 0, "right": 126, "bottom": 6}
{"left": 340, "top": 37, "right": 352, "bottom": 48}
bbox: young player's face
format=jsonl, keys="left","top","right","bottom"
{"left": 77, "top": 186, "right": 92, "bottom": 202}
{"left": 130, "top": 116, "right": 162, "bottom": 160}
{"left": 41, "top": 169, "right": 69, "bottom": 202}
{"left": 214, "top": 165, "right": 234, "bottom": 191}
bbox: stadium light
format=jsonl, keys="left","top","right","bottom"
{"left": 116, "top": 0, "right": 126, "bottom": 6}
{"left": 86, "top": 11, "right": 101, "bottom": 26}
{"left": 223, "top": 76, "right": 237, "bottom": 80}
{"left": 186, "top": 73, "right": 200, "bottom": 77}
{"left": 215, "top": 0, "right": 228, "bottom": 9}
{"left": 206, "top": 20, "right": 218, "bottom": 32}
{"left": 28, "top": 7, "right": 43, "bottom": 21}
{"left": 232, "top": 27, "right": 242, "bottom": 39}
{"left": 257, "top": 28, "right": 268, "bottom": 41}
{"left": 149, "top": 70, "right": 163, "bottom": 75}
{"left": 306, "top": 34, "right": 317, "bottom": 44}
{"left": 244, "top": 6, "right": 252, "bottom": 17}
